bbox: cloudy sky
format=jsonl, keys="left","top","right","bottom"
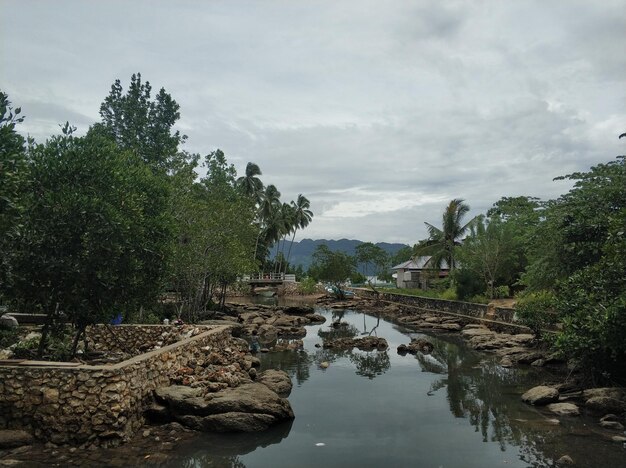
{"left": 2, "top": 0, "right": 625, "bottom": 244}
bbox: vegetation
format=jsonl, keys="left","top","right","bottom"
{"left": 308, "top": 245, "right": 356, "bottom": 299}
{"left": 0, "top": 74, "right": 314, "bottom": 359}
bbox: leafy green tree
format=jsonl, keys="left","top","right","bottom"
{"left": 416, "top": 199, "right": 476, "bottom": 271}
{"left": 308, "top": 245, "right": 355, "bottom": 299}
{"left": 96, "top": 73, "right": 187, "bottom": 172}
{"left": 0, "top": 92, "right": 28, "bottom": 294}
{"left": 169, "top": 151, "right": 256, "bottom": 317}
{"left": 456, "top": 216, "right": 519, "bottom": 299}
{"left": 6, "top": 130, "right": 172, "bottom": 356}
{"left": 355, "top": 242, "right": 388, "bottom": 279}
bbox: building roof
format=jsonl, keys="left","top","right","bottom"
{"left": 391, "top": 256, "right": 449, "bottom": 271}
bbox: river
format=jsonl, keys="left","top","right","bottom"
{"left": 159, "top": 303, "right": 626, "bottom": 468}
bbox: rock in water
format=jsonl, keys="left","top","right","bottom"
{"left": 256, "top": 369, "right": 293, "bottom": 397}
{"left": 547, "top": 403, "right": 580, "bottom": 417}
{"left": 521, "top": 386, "right": 559, "bottom": 405}
{"left": 0, "top": 314, "right": 18, "bottom": 329}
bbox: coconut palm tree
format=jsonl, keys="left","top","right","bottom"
{"left": 254, "top": 184, "right": 282, "bottom": 267}
{"left": 236, "top": 162, "right": 264, "bottom": 203}
{"left": 285, "top": 194, "right": 313, "bottom": 269}
{"left": 417, "top": 198, "right": 475, "bottom": 271}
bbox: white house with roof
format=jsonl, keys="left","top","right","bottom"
{"left": 391, "top": 256, "right": 450, "bottom": 289}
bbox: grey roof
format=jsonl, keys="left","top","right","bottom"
{"left": 391, "top": 256, "right": 449, "bottom": 270}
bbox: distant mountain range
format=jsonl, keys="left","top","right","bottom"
{"left": 272, "top": 238, "right": 410, "bottom": 272}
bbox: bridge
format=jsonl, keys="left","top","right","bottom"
{"left": 245, "top": 273, "right": 296, "bottom": 287}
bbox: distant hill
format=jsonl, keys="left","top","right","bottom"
{"left": 272, "top": 238, "right": 410, "bottom": 272}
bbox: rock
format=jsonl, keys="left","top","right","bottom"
{"left": 283, "top": 306, "right": 314, "bottom": 316}
{"left": 323, "top": 336, "right": 388, "bottom": 351}
{"left": 0, "top": 460, "right": 22, "bottom": 466}
{"left": 547, "top": 403, "right": 580, "bottom": 416}
{"left": 600, "top": 414, "right": 620, "bottom": 423}
{"left": 500, "top": 357, "right": 513, "bottom": 368}
{"left": 556, "top": 455, "right": 574, "bottom": 465}
{"left": 256, "top": 370, "right": 293, "bottom": 397}
{"left": 522, "top": 386, "right": 559, "bottom": 405}
{"left": 155, "top": 385, "right": 203, "bottom": 405}
{"left": 582, "top": 387, "right": 624, "bottom": 400}
{"left": 156, "top": 383, "right": 293, "bottom": 432}
{"left": 305, "top": 314, "right": 326, "bottom": 324}
{"left": 248, "top": 368, "right": 257, "bottom": 380}
{"left": 585, "top": 396, "right": 626, "bottom": 414}
{"left": 611, "top": 435, "right": 626, "bottom": 443}
{"left": 319, "top": 361, "right": 329, "bottom": 369}
{"left": 0, "top": 314, "right": 18, "bottom": 328}
{"left": 599, "top": 420, "right": 624, "bottom": 431}
{"left": 142, "top": 429, "right": 151, "bottom": 437}
{"left": 0, "top": 430, "right": 34, "bottom": 449}
{"left": 531, "top": 359, "right": 546, "bottom": 367}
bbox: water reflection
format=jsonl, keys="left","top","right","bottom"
{"left": 169, "top": 307, "right": 624, "bottom": 468}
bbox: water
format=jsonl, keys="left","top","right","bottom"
{"left": 165, "top": 307, "right": 626, "bottom": 468}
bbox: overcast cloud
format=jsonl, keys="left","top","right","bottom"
{"left": 1, "top": 0, "right": 624, "bottom": 244}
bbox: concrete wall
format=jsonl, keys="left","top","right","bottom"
{"left": 0, "top": 324, "right": 231, "bottom": 446}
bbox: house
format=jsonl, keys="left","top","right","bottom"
{"left": 391, "top": 256, "right": 449, "bottom": 289}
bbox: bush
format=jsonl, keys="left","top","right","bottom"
{"left": 453, "top": 269, "right": 486, "bottom": 301}
{"left": 0, "top": 328, "right": 19, "bottom": 348}
{"left": 515, "top": 291, "right": 557, "bottom": 338}
{"left": 298, "top": 277, "right": 318, "bottom": 295}
{"left": 441, "top": 288, "right": 457, "bottom": 300}
{"left": 468, "top": 295, "right": 490, "bottom": 304}
{"left": 493, "top": 285, "right": 510, "bottom": 299}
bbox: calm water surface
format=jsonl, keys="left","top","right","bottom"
{"left": 164, "top": 305, "right": 625, "bottom": 468}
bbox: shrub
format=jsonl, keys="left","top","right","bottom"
{"left": 493, "top": 285, "right": 510, "bottom": 299}
{"left": 441, "top": 288, "right": 457, "bottom": 300}
{"left": 515, "top": 291, "right": 557, "bottom": 338}
{"left": 298, "top": 277, "right": 318, "bottom": 295}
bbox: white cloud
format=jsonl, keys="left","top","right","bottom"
{"left": 1, "top": 0, "right": 624, "bottom": 244}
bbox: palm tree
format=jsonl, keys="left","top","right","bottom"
{"left": 254, "top": 185, "right": 282, "bottom": 267}
{"left": 275, "top": 202, "right": 296, "bottom": 274}
{"left": 285, "top": 194, "right": 313, "bottom": 269}
{"left": 416, "top": 198, "right": 475, "bottom": 271}
{"left": 236, "top": 162, "right": 264, "bottom": 203}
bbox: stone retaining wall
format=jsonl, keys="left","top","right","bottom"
{"left": 354, "top": 288, "right": 517, "bottom": 323}
{"left": 0, "top": 324, "right": 232, "bottom": 446}
{"left": 86, "top": 324, "right": 193, "bottom": 356}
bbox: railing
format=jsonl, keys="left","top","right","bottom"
{"left": 246, "top": 273, "right": 285, "bottom": 281}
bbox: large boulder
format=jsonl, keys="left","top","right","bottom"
{"left": 0, "top": 430, "right": 33, "bottom": 449}
{"left": 0, "top": 314, "right": 18, "bottom": 329}
{"left": 547, "top": 403, "right": 580, "bottom": 417}
{"left": 256, "top": 369, "right": 293, "bottom": 397}
{"left": 585, "top": 396, "right": 626, "bottom": 414}
{"left": 153, "top": 383, "right": 294, "bottom": 432}
{"left": 283, "top": 306, "right": 315, "bottom": 316}
{"left": 522, "top": 386, "right": 559, "bottom": 405}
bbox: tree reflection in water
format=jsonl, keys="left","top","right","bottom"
{"left": 422, "top": 338, "right": 559, "bottom": 466}
{"left": 350, "top": 350, "right": 390, "bottom": 379}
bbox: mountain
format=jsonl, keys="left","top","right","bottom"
{"left": 272, "top": 238, "right": 411, "bottom": 272}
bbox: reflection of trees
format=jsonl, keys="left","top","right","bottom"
{"left": 423, "top": 337, "right": 555, "bottom": 466}
{"left": 259, "top": 350, "right": 312, "bottom": 385}
{"left": 360, "top": 313, "right": 380, "bottom": 336}
{"left": 349, "top": 350, "right": 390, "bottom": 379}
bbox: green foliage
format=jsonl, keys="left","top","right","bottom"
{"left": 416, "top": 198, "right": 475, "bottom": 271}
{"left": 4, "top": 130, "right": 172, "bottom": 334}
{"left": 441, "top": 288, "right": 457, "bottom": 301}
{"left": 456, "top": 216, "right": 520, "bottom": 298}
{"left": 515, "top": 291, "right": 557, "bottom": 338}
{"left": 453, "top": 268, "right": 486, "bottom": 301}
{"left": 0, "top": 328, "right": 19, "bottom": 348}
{"left": 350, "top": 272, "right": 367, "bottom": 284}
{"left": 0, "top": 92, "right": 28, "bottom": 295}
{"left": 308, "top": 245, "right": 356, "bottom": 288}
{"left": 493, "top": 286, "right": 510, "bottom": 299}
{"left": 355, "top": 242, "right": 389, "bottom": 278}
{"left": 297, "top": 277, "right": 318, "bottom": 295}
{"left": 97, "top": 73, "right": 186, "bottom": 172}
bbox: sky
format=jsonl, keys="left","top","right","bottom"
{"left": 1, "top": 0, "right": 625, "bottom": 245}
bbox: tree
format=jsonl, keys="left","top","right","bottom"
{"left": 285, "top": 194, "right": 313, "bottom": 270}
{"left": 456, "top": 216, "right": 519, "bottom": 299}
{"left": 416, "top": 198, "right": 476, "bottom": 271}
{"left": 0, "top": 92, "right": 28, "bottom": 294}
{"left": 308, "top": 245, "right": 355, "bottom": 299}
{"left": 5, "top": 130, "right": 172, "bottom": 357}
{"left": 355, "top": 242, "right": 388, "bottom": 279}
{"left": 236, "top": 162, "right": 264, "bottom": 203}
{"left": 96, "top": 73, "right": 187, "bottom": 172}
{"left": 169, "top": 150, "right": 256, "bottom": 317}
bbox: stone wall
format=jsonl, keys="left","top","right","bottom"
{"left": 0, "top": 324, "right": 232, "bottom": 446}
{"left": 354, "top": 288, "right": 517, "bottom": 323}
